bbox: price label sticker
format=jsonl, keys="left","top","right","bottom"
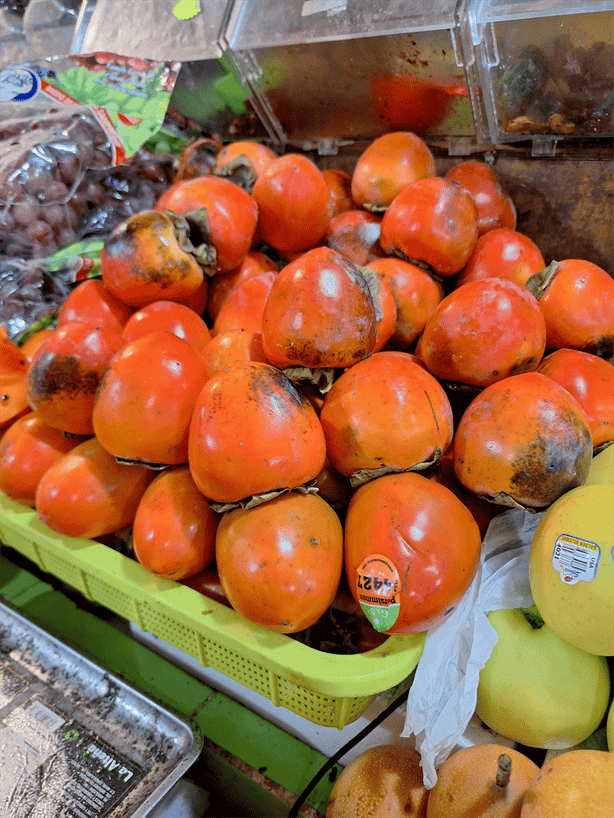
{"left": 356, "top": 554, "right": 400, "bottom": 632}
{"left": 552, "top": 533, "right": 600, "bottom": 585}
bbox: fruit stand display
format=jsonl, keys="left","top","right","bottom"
{"left": 1, "top": 1, "right": 613, "bottom": 816}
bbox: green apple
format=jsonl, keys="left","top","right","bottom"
{"left": 608, "top": 699, "right": 614, "bottom": 752}
{"left": 529, "top": 483, "right": 614, "bottom": 656}
{"left": 476, "top": 607, "right": 610, "bottom": 749}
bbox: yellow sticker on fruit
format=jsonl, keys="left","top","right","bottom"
{"left": 552, "top": 533, "right": 600, "bottom": 585}
{"left": 356, "top": 554, "right": 400, "bottom": 632}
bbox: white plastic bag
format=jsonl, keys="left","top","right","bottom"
{"left": 402, "top": 508, "right": 545, "bottom": 787}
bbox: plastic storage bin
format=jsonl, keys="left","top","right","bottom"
{"left": 458, "top": 0, "right": 614, "bottom": 153}
{"left": 0, "top": 494, "right": 425, "bottom": 729}
{"left": 221, "top": 0, "right": 476, "bottom": 150}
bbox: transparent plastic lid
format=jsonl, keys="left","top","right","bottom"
{"left": 223, "top": 0, "right": 459, "bottom": 50}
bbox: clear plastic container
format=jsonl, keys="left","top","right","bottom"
{"left": 221, "top": 0, "right": 476, "bottom": 150}
{"left": 0, "top": 0, "right": 83, "bottom": 66}
{"left": 459, "top": 0, "right": 614, "bottom": 153}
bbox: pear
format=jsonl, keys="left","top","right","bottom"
{"left": 476, "top": 607, "right": 610, "bottom": 748}
{"left": 326, "top": 744, "right": 429, "bottom": 818}
{"left": 520, "top": 749, "right": 614, "bottom": 817}
{"left": 426, "top": 743, "right": 539, "bottom": 818}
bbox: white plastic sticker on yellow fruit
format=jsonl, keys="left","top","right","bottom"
{"left": 552, "top": 533, "right": 600, "bottom": 585}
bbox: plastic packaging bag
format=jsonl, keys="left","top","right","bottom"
{"left": 0, "top": 51, "right": 180, "bottom": 257}
{"left": 402, "top": 508, "right": 545, "bottom": 787}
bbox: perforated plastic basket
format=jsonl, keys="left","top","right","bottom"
{"left": 0, "top": 494, "right": 424, "bottom": 728}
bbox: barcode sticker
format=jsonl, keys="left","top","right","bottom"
{"left": 552, "top": 533, "right": 600, "bottom": 585}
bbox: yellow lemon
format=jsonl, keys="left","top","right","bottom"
{"left": 529, "top": 483, "right": 614, "bottom": 656}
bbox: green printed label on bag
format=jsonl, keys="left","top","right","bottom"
{"left": 356, "top": 554, "right": 400, "bottom": 632}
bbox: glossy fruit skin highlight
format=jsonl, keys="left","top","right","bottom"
{"left": 456, "top": 228, "right": 545, "bottom": 288}
{"left": 122, "top": 300, "right": 212, "bottom": 351}
{"left": 199, "top": 330, "right": 270, "bottom": 381}
{"left": 426, "top": 744, "right": 539, "bottom": 818}
{"left": 35, "top": 437, "right": 154, "bottom": 539}
{"left": 156, "top": 175, "right": 259, "bottom": 273}
{"left": 211, "top": 270, "right": 277, "bottom": 337}
{"left": 536, "top": 259, "right": 614, "bottom": 359}
{"left": 325, "top": 209, "right": 384, "bottom": 266}
{"left": 188, "top": 361, "right": 327, "bottom": 503}
{"left": 537, "top": 348, "right": 614, "bottom": 448}
{"left": 213, "top": 140, "right": 278, "bottom": 193}
{"left": 216, "top": 491, "right": 343, "bottom": 633}
{"left": 445, "top": 160, "right": 517, "bottom": 235}
{"left": 320, "top": 351, "right": 453, "bottom": 479}
{"left": 419, "top": 277, "right": 547, "bottom": 388}
{"left": 380, "top": 177, "right": 479, "bottom": 275}
{"left": 453, "top": 372, "right": 593, "bottom": 508}
{"left": 132, "top": 466, "right": 219, "bottom": 581}
{"left": 101, "top": 210, "right": 205, "bottom": 307}
{"left": 364, "top": 257, "right": 443, "bottom": 350}
{"left": 26, "top": 322, "right": 125, "bottom": 436}
{"left": 322, "top": 168, "right": 354, "bottom": 220}
{"left": 0, "top": 411, "right": 86, "bottom": 507}
{"left": 58, "top": 278, "right": 134, "bottom": 334}
{"left": 350, "top": 131, "right": 436, "bottom": 212}
{"left": 93, "top": 331, "right": 209, "bottom": 466}
{"left": 251, "top": 153, "right": 330, "bottom": 257}
{"left": 206, "top": 250, "right": 278, "bottom": 324}
{"left": 261, "top": 247, "right": 377, "bottom": 369}
{"left": 344, "top": 472, "right": 481, "bottom": 634}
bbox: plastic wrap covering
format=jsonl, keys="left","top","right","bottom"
{"left": 0, "top": 254, "right": 74, "bottom": 338}
{"left": 0, "top": 52, "right": 179, "bottom": 257}
{"left": 0, "top": 0, "right": 82, "bottom": 66}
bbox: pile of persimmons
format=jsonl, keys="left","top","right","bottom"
{"left": 1, "top": 131, "right": 613, "bottom": 649}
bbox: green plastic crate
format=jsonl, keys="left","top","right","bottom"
{"left": 0, "top": 494, "right": 424, "bottom": 728}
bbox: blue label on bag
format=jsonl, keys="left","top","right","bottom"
{"left": 0, "top": 66, "right": 41, "bottom": 102}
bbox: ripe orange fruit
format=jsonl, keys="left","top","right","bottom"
{"left": 188, "top": 361, "right": 326, "bottom": 503}
{"left": 453, "top": 372, "right": 593, "bottom": 508}
{"left": 344, "top": 472, "right": 481, "bottom": 634}
{"left": 216, "top": 491, "right": 343, "bottom": 633}
{"left": 350, "top": 131, "right": 436, "bottom": 212}
{"left": 132, "top": 466, "right": 219, "bottom": 580}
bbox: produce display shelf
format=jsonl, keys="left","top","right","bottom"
{"left": 0, "top": 494, "right": 425, "bottom": 729}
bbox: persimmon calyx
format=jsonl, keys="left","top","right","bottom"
{"left": 164, "top": 208, "right": 218, "bottom": 276}
{"left": 209, "top": 480, "right": 319, "bottom": 514}
{"left": 350, "top": 450, "right": 445, "bottom": 488}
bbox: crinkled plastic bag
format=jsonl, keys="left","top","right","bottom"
{"left": 0, "top": 53, "right": 179, "bottom": 257}
{"left": 402, "top": 508, "right": 545, "bottom": 788}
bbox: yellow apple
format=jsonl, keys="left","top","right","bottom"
{"left": 585, "top": 444, "right": 614, "bottom": 486}
{"left": 529, "top": 484, "right": 614, "bottom": 656}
